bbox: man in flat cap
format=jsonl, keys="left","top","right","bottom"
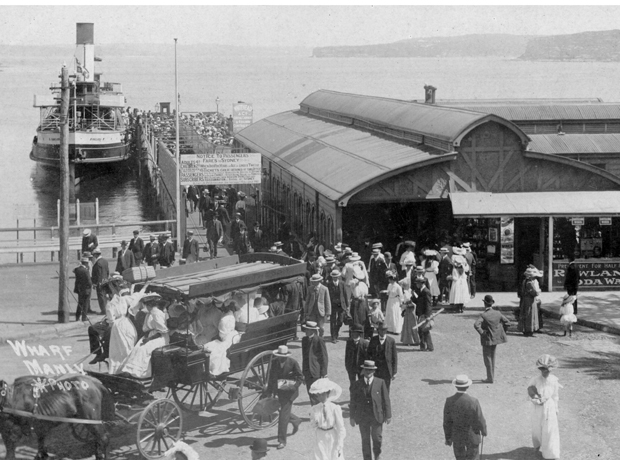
{"left": 182, "top": 230, "right": 200, "bottom": 263}
{"left": 443, "top": 375, "right": 487, "bottom": 460}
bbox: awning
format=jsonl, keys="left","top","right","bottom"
{"left": 450, "top": 191, "right": 620, "bottom": 218}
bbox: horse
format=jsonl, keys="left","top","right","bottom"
{"left": 0, "top": 374, "right": 115, "bottom": 460}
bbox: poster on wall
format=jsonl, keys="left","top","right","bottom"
{"left": 500, "top": 217, "right": 514, "bottom": 264}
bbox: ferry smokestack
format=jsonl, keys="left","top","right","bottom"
{"left": 75, "top": 23, "right": 95, "bottom": 82}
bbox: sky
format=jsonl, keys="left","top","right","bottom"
{"left": 2, "top": 5, "right": 620, "bottom": 48}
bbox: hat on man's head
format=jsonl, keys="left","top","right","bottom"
{"left": 372, "top": 248, "right": 380, "bottom": 255}
{"left": 187, "top": 230, "right": 194, "bottom": 235}
{"left": 351, "top": 325, "right": 364, "bottom": 333}
{"left": 377, "top": 322, "right": 388, "bottom": 331}
{"left": 82, "top": 251, "right": 92, "bottom": 258}
{"left": 325, "top": 255, "right": 336, "bottom": 264}
{"left": 440, "top": 247, "right": 449, "bottom": 253}
{"left": 303, "top": 321, "right": 320, "bottom": 330}
{"left": 372, "top": 243, "right": 383, "bottom": 249}
{"left": 80, "top": 257, "right": 90, "bottom": 263}
{"left": 83, "top": 229, "right": 91, "bottom": 236}
{"left": 415, "top": 265, "right": 425, "bottom": 273}
{"left": 250, "top": 438, "right": 269, "bottom": 453}
{"left": 273, "top": 345, "right": 291, "bottom": 357}
{"left": 333, "top": 243, "right": 342, "bottom": 251}
{"left": 384, "top": 251, "right": 392, "bottom": 257}
{"left": 274, "top": 241, "right": 283, "bottom": 247}
{"left": 149, "top": 234, "right": 156, "bottom": 240}
{"left": 360, "top": 360, "right": 378, "bottom": 370}
{"left": 133, "top": 229, "right": 140, "bottom": 235}
{"left": 483, "top": 295, "right": 495, "bottom": 305}
{"left": 349, "top": 252, "right": 361, "bottom": 261}
{"left": 310, "top": 273, "right": 323, "bottom": 283}
{"left": 238, "top": 191, "right": 246, "bottom": 198}
{"left": 452, "top": 374, "right": 473, "bottom": 388}
{"left": 120, "top": 240, "right": 127, "bottom": 247}
{"left": 344, "top": 247, "right": 353, "bottom": 254}
{"left": 330, "top": 269, "right": 341, "bottom": 278}
{"left": 92, "top": 248, "right": 102, "bottom": 255}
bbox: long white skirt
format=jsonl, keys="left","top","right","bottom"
{"left": 531, "top": 399, "right": 561, "bottom": 459}
{"left": 385, "top": 297, "right": 403, "bottom": 334}
{"left": 120, "top": 333, "right": 169, "bottom": 378}
{"left": 449, "top": 276, "right": 470, "bottom": 305}
{"left": 424, "top": 271, "right": 440, "bottom": 297}
{"left": 314, "top": 427, "right": 344, "bottom": 460}
{"left": 109, "top": 317, "right": 137, "bottom": 374}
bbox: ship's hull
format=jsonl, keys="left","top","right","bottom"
{"left": 30, "top": 130, "right": 130, "bottom": 168}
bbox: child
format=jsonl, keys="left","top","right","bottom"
{"left": 559, "top": 294, "right": 577, "bottom": 337}
{"left": 366, "top": 298, "right": 385, "bottom": 338}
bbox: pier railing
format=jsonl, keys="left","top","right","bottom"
{"left": 0, "top": 219, "right": 176, "bottom": 264}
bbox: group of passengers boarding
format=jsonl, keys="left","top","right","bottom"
{"left": 88, "top": 280, "right": 281, "bottom": 379}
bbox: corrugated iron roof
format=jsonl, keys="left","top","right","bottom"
{"left": 528, "top": 134, "right": 620, "bottom": 155}
{"left": 451, "top": 191, "right": 620, "bottom": 217}
{"left": 300, "top": 90, "right": 493, "bottom": 144}
{"left": 436, "top": 98, "right": 604, "bottom": 105}
{"left": 235, "top": 111, "right": 449, "bottom": 202}
{"left": 437, "top": 103, "right": 620, "bottom": 121}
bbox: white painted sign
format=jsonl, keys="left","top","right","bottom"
{"left": 571, "top": 217, "right": 585, "bottom": 226}
{"left": 600, "top": 217, "right": 612, "bottom": 226}
{"left": 232, "top": 103, "right": 253, "bottom": 133}
{"left": 180, "top": 153, "right": 262, "bottom": 185}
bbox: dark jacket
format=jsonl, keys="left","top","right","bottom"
{"left": 564, "top": 261, "right": 580, "bottom": 295}
{"left": 144, "top": 241, "right": 159, "bottom": 264}
{"left": 301, "top": 334, "right": 328, "bottom": 380}
{"left": 443, "top": 392, "right": 487, "bottom": 445}
{"left": 345, "top": 338, "right": 369, "bottom": 376}
{"left": 129, "top": 236, "right": 145, "bottom": 260}
{"left": 367, "top": 335, "right": 398, "bottom": 378}
{"left": 369, "top": 255, "right": 388, "bottom": 289}
{"left": 116, "top": 249, "right": 136, "bottom": 273}
{"left": 284, "top": 277, "right": 306, "bottom": 312}
{"left": 182, "top": 238, "right": 200, "bottom": 259}
{"left": 267, "top": 356, "right": 304, "bottom": 402}
{"left": 159, "top": 241, "right": 175, "bottom": 267}
{"left": 206, "top": 218, "right": 223, "bottom": 241}
{"left": 474, "top": 308, "right": 510, "bottom": 347}
{"left": 411, "top": 280, "right": 433, "bottom": 318}
{"left": 73, "top": 264, "right": 92, "bottom": 294}
{"left": 350, "top": 376, "right": 392, "bottom": 424}
{"left": 91, "top": 257, "right": 109, "bottom": 286}
{"left": 81, "top": 234, "right": 98, "bottom": 253}
{"left": 230, "top": 218, "right": 247, "bottom": 240}
{"left": 438, "top": 255, "right": 453, "bottom": 283}
{"left": 326, "top": 277, "right": 349, "bottom": 313}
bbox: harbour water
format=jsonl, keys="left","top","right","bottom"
{"left": 2, "top": 44, "right": 620, "bottom": 229}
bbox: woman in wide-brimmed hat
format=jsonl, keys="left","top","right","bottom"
{"left": 527, "top": 354, "right": 562, "bottom": 459}
{"left": 422, "top": 249, "right": 441, "bottom": 305}
{"left": 384, "top": 269, "right": 405, "bottom": 335}
{"left": 449, "top": 253, "right": 470, "bottom": 313}
{"left": 309, "top": 378, "right": 346, "bottom": 460}
{"left": 518, "top": 267, "right": 542, "bottom": 336}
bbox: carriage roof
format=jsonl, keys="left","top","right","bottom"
{"left": 138, "top": 253, "right": 306, "bottom": 300}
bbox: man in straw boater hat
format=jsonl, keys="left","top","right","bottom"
{"left": 443, "top": 374, "right": 487, "bottom": 460}
{"left": 267, "top": 345, "right": 303, "bottom": 450}
{"left": 474, "top": 295, "right": 510, "bottom": 384}
{"left": 81, "top": 228, "right": 98, "bottom": 254}
{"left": 304, "top": 273, "right": 332, "bottom": 338}
{"left": 301, "top": 321, "right": 329, "bottom": 405}
{"left": 350, "top": 360, "right": 392, "bottom": 460}
{"left": 326, "top": 268, "right": 349, "bottom": 343}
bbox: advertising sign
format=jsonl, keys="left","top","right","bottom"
{"left": 571, "top": 217, "right": 585, "bottom": 226}
{"left": 180, "top": 153, "right": 261, "bottom": 185}
{"left": 600, "top": 217, "right": 612, "bottom": 226}
{"left": 553, "top": 261, "right": 620, "bottom": 290}
{"left": 500, "top": 218, "right": 514, "bottom": 264}
{"left": 232, "top": 103, "right": 253, "bottom": 133}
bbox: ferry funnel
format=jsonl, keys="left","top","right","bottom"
{"left": 75, "top": 23, "right": 95, "bottom": 82}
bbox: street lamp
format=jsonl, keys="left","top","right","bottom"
{"left": 215, "top": 96, "right": 220, "bottom": 114}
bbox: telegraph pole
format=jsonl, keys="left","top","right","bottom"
{"left": 58, "top": 65, "right": 71, "bottom": 323}
{"left": 175, "top": 38, "right": 182, "bottom": 252}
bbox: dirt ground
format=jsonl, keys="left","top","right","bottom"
{"left": 2, "top": 307, "right": 620, "bottom": 460}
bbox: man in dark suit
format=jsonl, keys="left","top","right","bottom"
{"left": 438, "top": 247, "right": 453, "bottom": 304}
{"left": 206, "top": 216, "right": 223, "bottom": 259}
{"left": 463, "top": 242, "right": 477, "bottom": 299}
{"left": 182, "top": 230, "right": 200, "bottom": 263}
{"left": 81, "top": 229, "right": 98, "bottom": 255}
{"left": 129, "top": 229, "right": 145, "bottom": 265}
{"left": 350, "top": 360, "right": 392, "bottom": 460}
{"left": 413, "top": 272, "right": 434, "bottom": 352}
{"left": 368, "top": 247, "right": 388, "bottom": 298}
{"left": 143, "top": 234, "right": 160, "bottom": 268}
{"left": 267, "top": 345, "right": 303, "bottom": 450}
{"left": 159, "top": 234, "right": 175, "bottom": 268}
{"left": 326, "top": 269, "right": 349, "bottom": 342}
{"left": 345, "top": 325, "right": 369, "bottom": 392}
{"left": 115, "top": 240, "right": 136, "bottom": 274}
{"left": 474, "top": 295, "right": 510, "bottom": 384}
{"left": 301, "top": 321, "right": 328, "bottom": 405}
{"left": 564, "top": 251, "right": 580, "bottom": 314}
{"left": 73, "top": 257, "right": 92, "bottom": 321}
{"left": 443, "top": 375, "right": 487, "bottom": 460}
{"left": 303, "top": 273, "right": 332, "bottom": 337}
{"left": 367, "top": 324, "right": 397, "bottom": 391}
{"left": 90, "top": 248, "right": 109, "bottom": 314}
{"left": 230, "top": 213, "right": 248, "bottom": 255}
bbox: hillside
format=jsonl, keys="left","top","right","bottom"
{"left": 312, "top": 34, "right": 531, "bottom": 58}
{"left": 519, "top": 29, "right": 620, "bottom": 61}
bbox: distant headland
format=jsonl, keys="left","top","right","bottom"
{"left": 312, "top": 30, "right": 620, "bottom": 62}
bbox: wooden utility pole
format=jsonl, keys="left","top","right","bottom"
{"left": 58, "top": 65, "right": 71, "bottom": 323}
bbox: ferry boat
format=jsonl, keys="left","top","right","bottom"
{"left": 30, "top": 23, "right": 130, "bottom": 169}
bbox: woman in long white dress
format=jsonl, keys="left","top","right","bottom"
{"left": 449, "top": 252, "right": 470, "bottom": 313}
{"left": 422, "top": 250, "right": 440, "bottom": 304}
{"left": 118, "top": 297, "right": 169, "bottom": 378}
{"left": 384, "top": 274, "right": 404, "bottom": 334}
{"left": 528, "top": 354, "right": 562, "bottom": 459}
{"left": 203, "top": 301, "right": 241, "bottom": 376}
{"left": 107, "top": 289, "right": 142, "bottom": 374}
{"left": 309, "top": 378, "right": 346, "bottom": 460}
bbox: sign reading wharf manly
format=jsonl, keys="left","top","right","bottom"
{"left": 180, "top": 153, "right": 261, "bottom": 185}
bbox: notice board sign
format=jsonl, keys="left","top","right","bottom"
{"left": 500, "top": 218, "right": 515, "bottom": 264}
{"left": 232, "top": 103, "right": 253, "bottom": 133}
{"left": 180, "top": 153, "right": 261, "bottom": 185}
{"left": 553, "top": 261, "right": 620, "bottom": 290}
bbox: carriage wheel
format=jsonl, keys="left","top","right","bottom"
{"left": 171, "top": 380, "right": 225, "bottom": 413}
{"left": 238, "top": 350, "right": 279, "bottom": 430}
{"left": 71, "top": 423, "right": 96, "bottom": 443}
{"left": 136, "top": 399, "right": 183, "bottom": 459}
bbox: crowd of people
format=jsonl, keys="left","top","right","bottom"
{"left": 181, "top": 112, "right": 234, "bottom": 146}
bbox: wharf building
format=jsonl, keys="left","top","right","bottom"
{"left": 234, "top": 88, "right": 620, "bottom": 292}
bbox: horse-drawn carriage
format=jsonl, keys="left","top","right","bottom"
{"left": 1, "top": 254, "right": 306, "bottom": 460}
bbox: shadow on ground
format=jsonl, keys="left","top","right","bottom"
{"left": 483, "top": 446, "right": 540, "bottom": 459}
